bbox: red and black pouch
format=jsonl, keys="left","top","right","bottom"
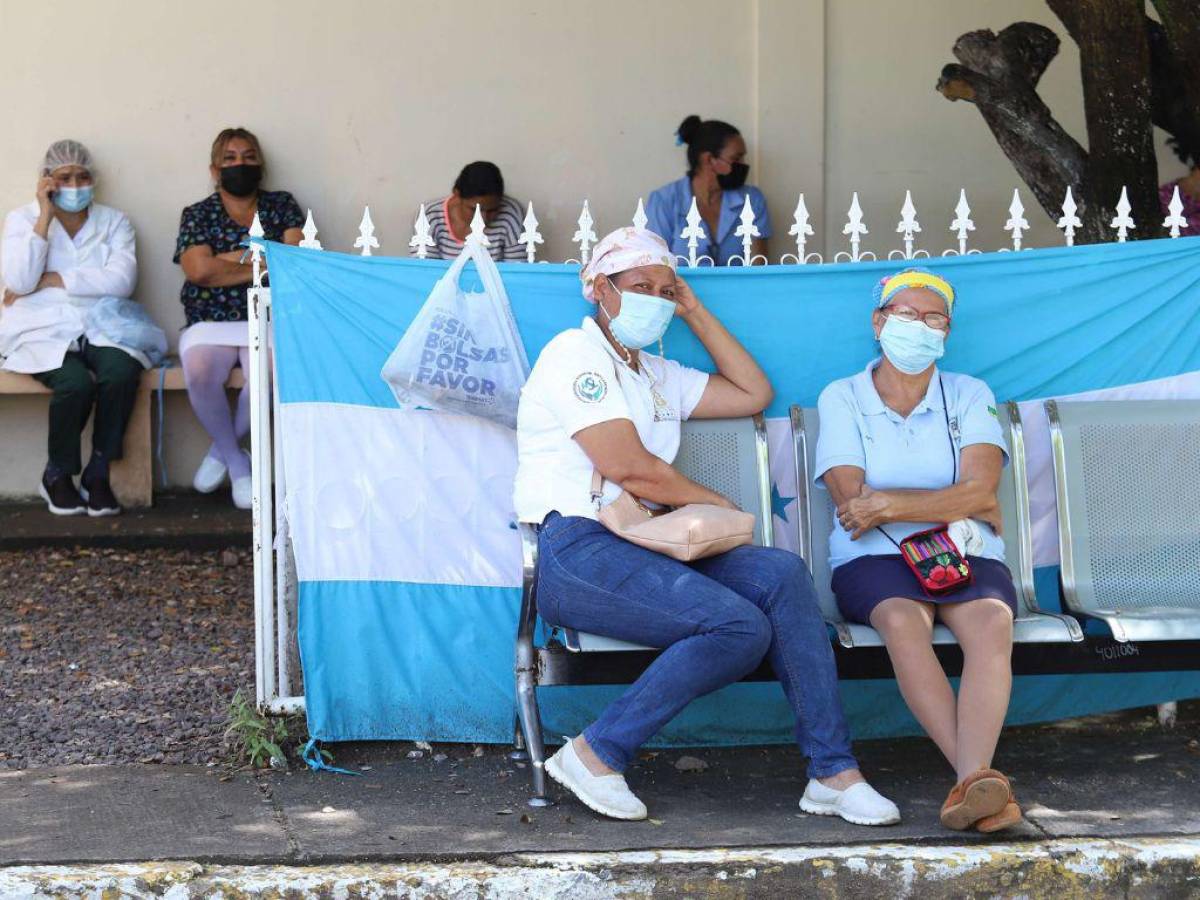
{"left": 894, "top": 526, "right": 973, "bottom": 598}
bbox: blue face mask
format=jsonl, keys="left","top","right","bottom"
{"left": 601, "top": 288, "right": 676, "bottom": 350}
{"left": 53, "top": 185, "right": 93, "bottom": 213}
{"left": 878, "top": 315, "right": 945, "bottom": 374}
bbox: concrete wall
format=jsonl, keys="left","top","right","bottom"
{"left": 0, "top": 0, "right": 1190, "bottom": 497}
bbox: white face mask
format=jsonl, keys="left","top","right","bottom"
{"left": 878, "top": 315, "right": 945, "bottom": 374}
{"left": 599, "top": 288, "right": 676, "bottom": 350}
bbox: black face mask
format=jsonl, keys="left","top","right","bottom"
{"left": 717, "top": 162, "right": 750, "bottom": 191}
{"left": 219, "top": 164, "right": 263, "bottom": 197}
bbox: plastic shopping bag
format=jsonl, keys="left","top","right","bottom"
{"left": 85, "top": 297, "right": 168, "bottom": 366}
{"left": 381, "top": 240, "right": 530, "bottom": 428}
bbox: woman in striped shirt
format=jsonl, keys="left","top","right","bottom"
{"left": 413, "top": 161, "right": 526, "bottom": 261}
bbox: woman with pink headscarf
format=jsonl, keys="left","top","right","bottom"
{"left": 512, "top": 227, "right": 898, "bottom": 826}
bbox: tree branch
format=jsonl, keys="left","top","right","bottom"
{"left": 936, "top": 25, "right": 1098, "bottom": 236}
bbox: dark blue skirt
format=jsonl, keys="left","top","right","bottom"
{"left": 831, "top": 554, "right": 1019, "bottom": 625}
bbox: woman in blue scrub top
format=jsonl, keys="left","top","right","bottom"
{"left": 813, "top": 268, "right": 1023, "bottom": 835}
{"left": 646, "top": 115, "right": 771, "bottom": 265}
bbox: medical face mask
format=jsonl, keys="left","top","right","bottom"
{"left": 717, "top": 162, "right": 750, "bottom": 191}
{"left": 878, "top": 314, "right": 946, "bottom": 375}
{"left": 53, "top": 185, "right": 93, "bottom": 213}
{"left": 600, "top": 288, "right": 676, "bottom": 350}
{"left": 219, "top": 164, "right": 263, "bottom": 197}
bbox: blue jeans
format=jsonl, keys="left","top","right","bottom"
{"left": 536, "top": 513, "right": 858, "bottom": 779}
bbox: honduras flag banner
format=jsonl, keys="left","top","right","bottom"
{"left": 264, "top": 236, "right": 1200, "bottom": 745}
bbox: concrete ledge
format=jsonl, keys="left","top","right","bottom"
{"left": 3, "top": 837, "right": 1199, "bottom": 898}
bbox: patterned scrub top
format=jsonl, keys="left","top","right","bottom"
{"left": 173, "top": 190, "right": 304, "bottom": 325}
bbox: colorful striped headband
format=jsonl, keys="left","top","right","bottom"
{"left": 872, "top": 268, "right": 956, "bottom": 313}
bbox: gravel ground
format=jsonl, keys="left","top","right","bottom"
{"left": 0, "top": 546, "right": 253, "bottom": 769}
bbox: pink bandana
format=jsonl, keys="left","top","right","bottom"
{"left": 580, "top": 227, "right": 676, "bottom": 302}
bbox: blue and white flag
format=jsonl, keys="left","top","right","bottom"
{"left": 265, "top": 237, "right": 1200, "bottom": 744}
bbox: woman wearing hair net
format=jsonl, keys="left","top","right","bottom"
{"left": 511, "top": 226, "right": 898, "bottom": 825}
{"left": 1, "top": 139, "right": 159, "bottom": 517}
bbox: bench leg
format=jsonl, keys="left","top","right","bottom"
{"left": 515, "top": 666, "right": 553, "bottom": 808}
{"left": 509, "top": 717, "right": 529, "bottom": 762}
{"left": 1158, "top": 701, "right": 1178, "bottom": 728}
{"left": 109, "top": 381, "right": 152, "bottom": 508}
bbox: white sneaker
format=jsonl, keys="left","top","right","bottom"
{"left": 800, "top": 779, "right": 901, "bottom": 826}
{"left": 545, "top": 739, "right": 647, "bottom": 821}
{"left": 232, "top": 474, "right": 252, "bottom": 510}
{"left": 193, "top": 450, "right": 227, "bottom": 493}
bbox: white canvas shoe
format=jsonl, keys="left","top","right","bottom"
{"left": 193, "top": 450, "right": 227, "bottom": 493}
{"left": 800, "top": 779, "right": 901, "bottom": 826}
{"left": 545, "top": 739, "right": 647, "bottom": 821}
{"left": 230, "top": 451, "right": 254, "bottom": 510}
{"left": 231, "top": 474, "right": 253, "bottom": 510}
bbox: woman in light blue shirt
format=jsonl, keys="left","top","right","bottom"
{"left": 645, "top": 115, "right": 771, "bottom": 266}
{"left": 813, "top": 268, "right": 1022, "bottom": 835}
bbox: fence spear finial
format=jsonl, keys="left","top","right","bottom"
{"left": 354, "top": 206, "right": 380, "bottom": 257}
{"left": 518, "top": 201, "right": 543, "bottom": 263}
{"left": 409, "top": 204, "right": 434, "bottom": 258}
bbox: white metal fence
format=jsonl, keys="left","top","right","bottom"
{"left": 247, "top": 182, "right": 1194, "bottom": 715}
{"left": 292, "top": 184, "right": 1191, "bottom": 267}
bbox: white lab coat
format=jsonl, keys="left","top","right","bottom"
{"left": 0, "top": 201, "right": 146, "bottom": 373}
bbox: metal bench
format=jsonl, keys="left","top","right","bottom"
{"left": 790, "top": 401, "right": 1082, "bottom": 648}
{"left": 1047, "top": 399, "right": 1200, "bottom": 642}
{"left": 514, "top": 414, "right": 773, "bottom": 804}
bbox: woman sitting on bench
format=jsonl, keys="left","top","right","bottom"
{"left": 174, "top": 127, "right": 304, "bottom": 509}
{"left": 512, "top": 227, "right": 898, "bottom": 826}
{"left": 814, "top": 267, "right": 1021, "bottom": 833}
{"left": 1, "top": 140, "right": 155, "bottom": 517}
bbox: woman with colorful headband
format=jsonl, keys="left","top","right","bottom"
{"left": 813, "top": 267, "right": 1022, "bottom": 833}
{"left": 512, "top": 226, "right": 898, "bottom": 826}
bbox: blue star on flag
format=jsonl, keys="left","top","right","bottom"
{"left": 770, "top": 482, "right": 796, "bottom": 523}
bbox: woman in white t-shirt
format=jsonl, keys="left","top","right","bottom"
{"left": 513, "top": 227, "right": 897, "bottom": 826}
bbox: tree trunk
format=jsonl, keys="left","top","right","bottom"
{"left": 1048, "top": 0, "right": 1161, "bottom": 238}
{"left": 1149, "top": 0, "right": 1200, "bottom": 159}
{"left": 939, "top": 1, "right": 1200, "bottom": 242}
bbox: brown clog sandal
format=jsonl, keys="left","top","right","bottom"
{"left": 976, "top": 795, "right": 1023, "bottom": 833}
{"left": 939, "top": 768, "right": 1011, "bottom": 831}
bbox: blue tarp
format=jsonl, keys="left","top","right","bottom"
{"left": 265, "top": 236, "right": 1200, "bottom": 744}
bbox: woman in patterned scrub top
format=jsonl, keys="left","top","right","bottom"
{"left": 173, "top": 127, "right": 303, "bottom": 508}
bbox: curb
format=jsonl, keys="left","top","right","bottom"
{"left": 0, "top": 533, "right": 250, "bottom": 552}
{"left": 3, "top": 836, "right": 1199, "bottom": 898}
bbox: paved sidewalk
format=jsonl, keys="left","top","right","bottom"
{"left": 3, "top": 705, "right": 1197, "bottom": 867}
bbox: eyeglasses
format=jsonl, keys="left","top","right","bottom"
{"left": 882, "top": 304, "right": 950, "bottom": 331}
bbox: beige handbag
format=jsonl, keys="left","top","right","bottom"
{"left": 591, "top": 471, "right": 756, "bottom": 562}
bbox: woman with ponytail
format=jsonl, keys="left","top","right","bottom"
{"left": 645, "top": 115, "right": 771, "bottom": 265}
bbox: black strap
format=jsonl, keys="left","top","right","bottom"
{"left": 876, "top": 373, "right": 956, "bottom": 550}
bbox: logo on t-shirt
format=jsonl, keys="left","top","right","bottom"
{"left": 651, "top": 387, "right": 678, "bottom": 422}
{"left": 573, "top": 372, "right": 608, "bottom": 403}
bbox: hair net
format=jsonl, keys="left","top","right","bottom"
{"left": 580, "top": 227, "right": 676, "bottom": 301}
{"left": 41, "top": 139, "right": 94, "bottom": 176}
